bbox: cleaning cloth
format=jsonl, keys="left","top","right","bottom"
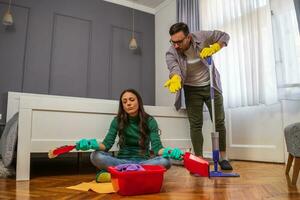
{"left": 115, "top": 164, "right": 145, "bottom": 172}
{"left": 67, "top": 181, "right": 116, "bottom": 194}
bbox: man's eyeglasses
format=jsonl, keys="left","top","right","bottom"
{"left": 169, "top": 36, "right": 187, "bottom": 46}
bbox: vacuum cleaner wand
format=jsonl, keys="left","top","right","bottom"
{"left": 207, "top": 57, "right": 239, "bottom": 177}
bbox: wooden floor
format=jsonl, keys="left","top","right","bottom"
{"left": 0, "top": 156, "right": 300, "bottom": 200}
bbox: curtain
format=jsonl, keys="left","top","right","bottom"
{"left": 200, "top": 0, "right": 278, "bottom": 108}
{"left": 177, "top": 0, "right": 200, "bottom": 109}
{"left": 294, "top": 0, "right": 300, "bottom": 32}
{"left": 177, "top": 0, "right": 200, "bottom": 32}
{"left": 270, "top": 0, "right": 300, "bottom": 100}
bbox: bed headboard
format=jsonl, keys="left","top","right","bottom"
{"left": 8, "top": 92, "right": 191, "bottom": 180}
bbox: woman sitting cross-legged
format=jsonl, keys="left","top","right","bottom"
{"left": 76, "top": 89, "right": 183, "bottom": 182}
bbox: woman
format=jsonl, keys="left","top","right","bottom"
{"left": 76, "top": 89, "right": 183, "bottom": 182}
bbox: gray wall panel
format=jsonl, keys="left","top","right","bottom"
{"left": 49, "top": 14, "right": 91, "bottom": 97}
{"left": 0, "top": 3, "right": 29, "bottom": 122}
{"left": 137, "top": 13, "right": 155, "bottom": 105}
{"left": 22, "top": 3, "right": 54, "bottom": 94}
{"left": 0, "top": 0, "right": 155, "bottom": 123}
{"left": 110, "top": 26, "right": 142, "bottom": 100}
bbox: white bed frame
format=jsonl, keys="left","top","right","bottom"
{"left": 7, "top": 92, "right": 190, "bottom": 181}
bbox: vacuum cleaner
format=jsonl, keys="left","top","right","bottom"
{"left": 207, "top": 56, "right": 240, "bottom": 178}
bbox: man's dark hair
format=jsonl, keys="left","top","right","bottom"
{"left": 169, "top": 22, "right": 190, "bottom": 36}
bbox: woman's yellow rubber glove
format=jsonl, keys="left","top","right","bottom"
{"left": 199, "top": 43, "right": 221, "bottom": 59}
{"left": 164, "top": 74, "right": 182, "bottom": 93}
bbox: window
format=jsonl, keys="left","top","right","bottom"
{"left": 271, "top": 0, "right": 300, "bottom": 99}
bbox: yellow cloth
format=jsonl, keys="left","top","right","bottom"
{"left": 67, "top": 181, "right": 116, "bottom": 194}
{"left": 199, "top": 42, "right": 221, "bottom": 59}
{"left": 164, "top": 74, "right": 182, "bottom": 93}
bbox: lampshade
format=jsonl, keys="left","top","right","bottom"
{"left": 3, "top": 9, "right": 13, "bottom": 26}
{"left": 129, "top": 8, "right": 137, "bottom": 50}
{"left": 3, "top": 0, "right": 13, "bottom": 26}
{"left": 129, "top": 37, "right": 137, "bottom": 50}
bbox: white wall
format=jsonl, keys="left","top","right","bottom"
{"left": 281, "top": 100, "right": 300, "bottom": 161}
{"left": 155, "top": 0, "right": 176, "bottom": 106}
{"left": 281, "top": 100, "right": 300, "bottom": 127}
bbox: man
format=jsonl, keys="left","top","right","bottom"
{"left": 164, "top": 22, "right": 232, "bottom": 170}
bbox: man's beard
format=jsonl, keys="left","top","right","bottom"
{"left": 177, "top": 46, "right": 187, "bottom": 54}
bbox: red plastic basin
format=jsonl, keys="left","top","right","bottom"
{"left": 108, "top": 165, "right": 166, "bottom": 196}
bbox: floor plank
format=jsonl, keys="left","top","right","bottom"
{"left": 0, "top": 157, "right": 300, "bottom": 200}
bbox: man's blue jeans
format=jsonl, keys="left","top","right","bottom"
{"left": 90, "top": 151, "right": 171, "bottom": 170}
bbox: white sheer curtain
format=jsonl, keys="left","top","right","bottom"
{"left": 200, "top": 0, "right": 278, "bottom": 108}
{"left": 271, "top": 0, "right": 300, "bottom": 100}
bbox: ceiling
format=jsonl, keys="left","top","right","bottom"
{"left": 103, "top": 0, "right": 171, "bottom": 14}
{"left": 126, "top": 0, "right": 167, "bottom": 9}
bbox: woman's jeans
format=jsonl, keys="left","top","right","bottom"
{"left": 90, "top": 151, "right": 171, "bottom": 171}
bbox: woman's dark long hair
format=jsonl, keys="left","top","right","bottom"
{"left": 117, "top": 89, "right": 150, "bottom": 150}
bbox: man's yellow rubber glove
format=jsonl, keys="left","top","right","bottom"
{"left": 199, "top": 43, "right": 221, "bottom": 59}
{"left": 164, "top": 74, "right": 182, "bottom": 93}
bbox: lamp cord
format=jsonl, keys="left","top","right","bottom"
{"left": 8, "top": 0, "right": 12, "bottom": 10}
{"left": 132, "top": 9, "right": 135, "bottom": 38}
